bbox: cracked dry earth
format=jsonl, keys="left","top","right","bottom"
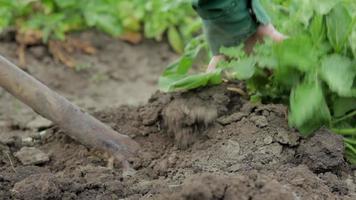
{"left": 1, "top": 84, "right": 356, "bottom": 200}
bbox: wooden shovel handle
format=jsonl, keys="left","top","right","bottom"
{"left": 0, "top": 55, "right": 139, "bottom": 161}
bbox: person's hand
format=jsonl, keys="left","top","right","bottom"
{"left": 206, "top": 24, "right": 287, "bottom": 73}
{"left": 257, "top": 24, "right": 287, "bottom": 42}
{"left": 244, "top": 23, "right": 287, "bottom": 54}
{"left": 206, "top": 55, "right": 225, "bottom": 73}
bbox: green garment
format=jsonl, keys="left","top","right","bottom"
{"left": 192, "top": 0, "right": 271, "bottom": 55}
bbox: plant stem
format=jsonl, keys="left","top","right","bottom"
{"left": 332, "top": 128, "right": 356, "bottom": 136}
{"left": 345, "top": 151, "right": 356, "bottom": 165}
{"left": 332, "top": 110, "right": 356, "bottom": 124}
{"left": 345, "top": 143, "right": 356, "bottom": 155}
{"left": 344, "top": 138, "right": 356, "bottom": 145}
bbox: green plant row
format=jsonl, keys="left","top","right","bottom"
{"left": 159, "top": 0, "right": 356, "bottom": 164}
{"left": 0, "top": 0, "right": 200, "bottom": 53}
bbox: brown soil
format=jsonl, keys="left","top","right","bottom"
{"left": 0, "top": 31, "right": 356, "bottom": 200}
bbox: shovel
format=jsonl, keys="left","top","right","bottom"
{"left": 0, "top": 55, "right": 139, "bottom": 167}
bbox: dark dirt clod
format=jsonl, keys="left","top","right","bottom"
{"left": 159, "top": 173, "right": 296, "bottom": 200}
{"left": 12, "top": 173, "right": 61, "bottom": 200}
{"left": 296, "top": 128, "right": 346, "bottom": 173}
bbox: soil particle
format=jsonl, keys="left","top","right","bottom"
{"left": 160, "top": 174, "right": 296, "bottom": 200}
{"left": 217, "top": 112, "right": 247, "bottom": 125}
{"left": 250, "top": 115, "right": 269, "bottom": 128}
{"left": 274, "top": 128, "right": 300, "bottom": 147}
{"left": 14, "top": 147, "right": 49, "bottom": 165}
{"left": 28, "top": 45, "right": 48, "bottom": 60}
{"left": 163, "top": 97, "right": 218, "bottom": 149}
{"left": 11, "top": 173, "right": 60, "bottom": 200}
{"left": 161, "top": 85, "right": 244, "bottom": 149}
{"left": 255, "top": 104, "right": 287, "bottom": 118}
{"left": 0, "top": 129, "right": 41, "bottom": 147}
{"left": 319, "top": 172, "right": 349, "bottom": 195}
{"left": 277, "top": 165, "right": 341, "bottom": 199}
{"left": 2, "top": 166, "right": 49, "bottom": 182}
{"left": 296, "top": 128, "right": 346, "bottom": 173}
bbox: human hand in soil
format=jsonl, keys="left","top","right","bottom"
{"left": 192, "top": 0, "right": 287, "bottom": 72}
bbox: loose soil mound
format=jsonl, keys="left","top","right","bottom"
{"left": 1, "top": 84, "right": 355, "bottom": 200}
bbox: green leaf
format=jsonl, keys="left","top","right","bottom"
{"left": 320, "top": 54, "right": 355, "bottom": 97}
{"left": 289, "top": 79, "right": 331, "bottom": 135}
{"left": 350, "top": 28, "right": 356, "bottom": 58}
{"left": 295, "top": 0, "right": 314, "bottom": 27}
{"left": 332, "top": 97, "right": 356, "bottom": 117}
{"left": 159, "top": 70, "right": 222, "bottom": 92}
{"left": 226, "top": 57, "right": 256, "bottom": 80}
{"left": 82, "top": 1, "right": 123, "bottom": 36}
{"left": 90, "top": 14, "right": 122, "bottom": 36}
{"left": 162, "top": 36, "right": 205, "bottom": 77}
{"left": 168, "top": 26, "right": 184, "bottom": 54}
{"left": 54, "top": 0, "right": 77, "bottom": 8}
{"left": 274, "top": 35, "right": 317, "bottom": 72}
{"left": 0, "top": 7, "right": 12, "bottom": 31}
{"left": 220, "top": 46, "right": 246, "bottom": 59}
{"left": 312, "top": 0, "right": 341, "bottom": 15}
{"left": 326, "top": 3, "right": 354, "bottom": 53}
{"left": 162, "top": 56, "right": 194, "bottom": 77}
{"left": 253, "top": 39, "right": 278, "bottom": 69}
{"left": 309, "top": 14, "right": 326, "bottom": 45}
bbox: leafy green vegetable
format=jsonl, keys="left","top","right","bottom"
{"left": 289, "top": 79, "right": 331, "bottom": 135}
{"left": 333, "top": 97, "right": 356, "bottom": 118}
{"left": 159, "top": 35, "right": 221, "bottom": 92}
{"left": 309, "top": 14, "right": 326, "bottom": 45}
{"left": 320, "top": 54, "right": 355, "bottom": 97}
{"left": 326, "top": 3, "right": 353, "bottom": 53}
{"left": 312, "top": 0, "right": 341, "bottom": 15}
{"left": 224, "top": 58, "right": 257, "bottom": 80}
{"left": 159, "top": 0, "right": 356, "bottom": 163}
{"left": 168, "top": 26, "right": 184, "bottom": 54}
{"left": 0, "top": 0, "right": 199, "bottom": 53}
{"left": 350, "top": 28, "right": 356, "bottom": 58}
{"left": 159, "top": 70, "right": 222, "bottom": 92}
{"left": 274, "top": 35, "right": 317, "bottom": 72}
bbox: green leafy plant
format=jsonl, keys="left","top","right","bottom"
{"left": 159, "top": 0, "right": 356, "bottom": 163}
{"left": 0, "top": 0, "right": 200, "bottom": 53}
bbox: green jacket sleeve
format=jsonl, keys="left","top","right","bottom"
{"left": 192, "top": 0, "right": 232, "bottom": 20}
{"left": 192, "top": 0, "right": 272, "bottom": 55}
{"left": 251, "top": 0, "right": 271, "bottom": 25}
{"left": 192, "top": 0, "right": 271, "bottom": 24}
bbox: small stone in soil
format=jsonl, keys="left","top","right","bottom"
{"left": 217, "top": 112, "right": 247, "bottom": 125}
{"left": 296, "top": 128, "right": 345, "bottom": 173}
{"left": 0, "top": 133, "right": 15, "bottom": 145}
{"left": 250, "top": 115, "right": 269, "bottom": 128}
{"left": 264, "top": 136, "right": 274, "bottom": 145}
{"left": 21, "top": 137, "right": 34, "bottom": 147}
{"left": 274, "top": 128, "right": 300, "bottom": 146}
{"left": 11, "top": 173, "right": 60, "bottom": 200}
{"left": 29, "top": 46, "right": 47, "bottom": 60}
{"left": 14, "top": 147, "right": 49, "bottom": 165}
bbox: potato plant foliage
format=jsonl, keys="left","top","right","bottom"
{"left": 159, "top": 0, "right": 356, "bottom": 163}
{"left": 0, "top": 0, "right": 199, "bottom": 53}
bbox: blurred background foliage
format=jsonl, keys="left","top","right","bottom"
{"left": 0, "top": 0, "right": 201, "bottom": 53}
{"left": 0, "top": 0, "right": 354, "bottom": 53}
